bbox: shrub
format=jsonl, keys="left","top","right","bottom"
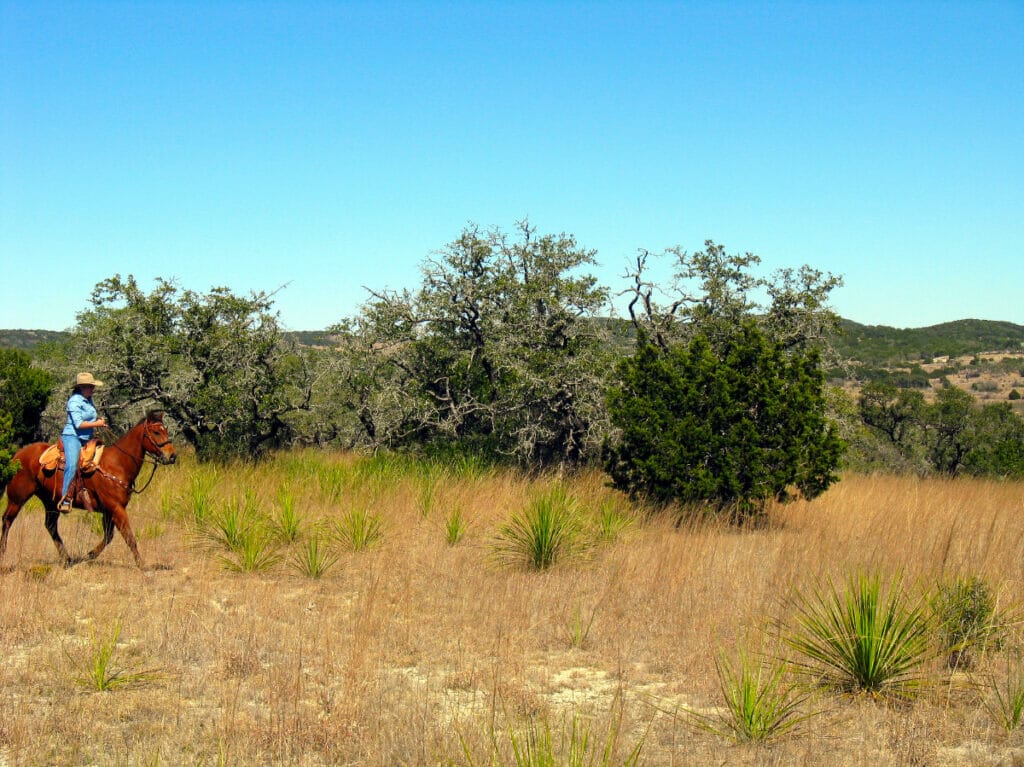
{"left": 1010, "top": 389, "right": 1021, "bottom": 401}
{"left": 930, "top": 575, "right": 1003, "bottom": 669}
{"left": 605, "top": 323, "right": 843, "bottom": 520}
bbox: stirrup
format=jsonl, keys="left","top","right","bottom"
{"left": 58, "top": 496, "right": 73, "bottom": 513}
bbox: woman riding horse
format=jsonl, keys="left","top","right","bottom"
{"left": 1, "top": 411, "right": 177, "bottom": 569}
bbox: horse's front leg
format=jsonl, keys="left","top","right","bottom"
{"left": 43, "top": 510, "right": 74, "bottom": 567}
{"left": 109, "top": 504, "right": 144, "bottom": 569}
{"left": 86, "top": 511, "right": 116, "bottom": 561}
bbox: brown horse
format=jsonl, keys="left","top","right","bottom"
{"left": 0, "top": 412, "right": 177, "bottom": 570}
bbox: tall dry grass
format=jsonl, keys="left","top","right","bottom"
{"left": 0, "top": 450, "right": 1022, "bottom": 765}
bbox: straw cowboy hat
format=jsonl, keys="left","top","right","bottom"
{"left": 74, "top": 372, "right": 104, "bottom": 388}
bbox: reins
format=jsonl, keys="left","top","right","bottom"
{"left": 96, "top": 423, "right": 165, "bottom": 495}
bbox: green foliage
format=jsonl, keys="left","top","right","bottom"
{"left": 594, "top": 499, "right": 634, "bottom": 542}
{"left": 494, "top": 485, "right": 583, "bottom": 570}
{"left": 0, "top": 411, "right": 18, "bottom": 486}
{"left": 1010, "top": 389, "right": 1021, "bottom": 400}
{"left": 604, "top": 323, "right": 843, "bottom": 519}
{"left": 0, "top": 347, "right": 54, "bottom": 444}
{"left": 960, "top": 403, "right": 1024, "bottom": 477}
{"left": 783, "top": 572, "right": 935, "bottom": 697}
{"left": 931, "top": 575, "right": 1003, "bottom": 669}
{"left": 922, "top": 387, "right": 976, "bottom": 475}
{"left": 858, "top": 382, "right": 924, "bottom": 448}
{"left": 684, "top": 652, "right": 815, "bottom": 743}
{"left": 68, "top": 275, "right": 312, "bottom": 461}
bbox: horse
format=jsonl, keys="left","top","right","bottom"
{"left": 1, "top": 411, "right": 177, "bottom": 570}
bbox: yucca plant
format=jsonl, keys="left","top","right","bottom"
{"left": 494, "top": 485, "right": 583, "bottom": 570}
{"left": 269, "top": 486, "right": 304, "bottom": 543}
{"left": 291, "top": 531, "right": 340, "bottom": 579}
{"left": 334, "top": 506, "right": 384, "bottom": 551}
{"left": 684, "top": 652, "right": 815, "bottom": 743}
{"left": 218, "top": 526, "right": 282, "bottom": 572}
{"left": 783, "top": 572, "right": 935, "bottom": 697}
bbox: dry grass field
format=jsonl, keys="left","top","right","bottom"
{"left": 1, "top": 450, "right": 1023, "bottom": 766}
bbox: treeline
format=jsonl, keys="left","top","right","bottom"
{"left": 2, "top": 222, "right": 1023, "bottom": 516}
{"left": 7, "top": 317, "right": 1024, "bottom": 366}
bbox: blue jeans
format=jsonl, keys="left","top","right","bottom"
{"left": 61, "top": 435, "right": 84, "bottom": 498}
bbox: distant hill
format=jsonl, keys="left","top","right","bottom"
{"left": 4, "top": 319, "right": 1024, "bottom": 365}
{"left": 833, "top": 319, "right": 1024, "bottom": 365}
{"left": 0, "top": 329, "right": 70, "bottom": 351}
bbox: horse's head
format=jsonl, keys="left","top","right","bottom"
{"left": 142, "top": 411, "right": 177, "bottom": 465}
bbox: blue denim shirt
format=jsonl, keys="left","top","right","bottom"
{"left": 62, "top": 393, "right": 98, "bottom": 441}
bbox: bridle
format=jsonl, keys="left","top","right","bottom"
{"left": 98, "top": 420, "right": 174, "bottom": 495}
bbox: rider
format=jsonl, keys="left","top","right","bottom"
{"left": 58, "top": 372, "right": 107, "bottom": 512}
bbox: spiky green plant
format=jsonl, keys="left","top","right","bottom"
{"left": 783, "top": 572, "right": 935, "bottom": 697}
{"left": 200, "top": 498, "right": 247, "bottom": 550}
{"left": 684, "top": 652, "right": 815, "bottom": 743}
{"left": 70, "top": 621, "right": 161, "bottom": 692}
{"left": 334, "top": 506, "right": 384, "bottom": 551}
{"left": 291, "top": 531, "right": 340, "bottom": 579}
{"left": 218, "top": 526, "right": 282, "bottom": 572}
{"left": 594, "top": 499, "right": 633, "bottom": 542}
{"left": 269, "top": 486, "right": 303, "bottom": 543}
{"left": 494, "top": 485, "right": 583, "bottom": 570}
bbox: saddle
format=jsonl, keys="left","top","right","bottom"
{"left": 38, "top": 439, "right": 105, "bottom": 476}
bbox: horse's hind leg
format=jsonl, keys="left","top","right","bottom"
{"left": 43, "top": 510, "right": 73, "bottom": 567}
{"left": 86, "top": 512, "right": 116, "bottom": 562}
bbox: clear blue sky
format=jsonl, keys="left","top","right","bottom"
{"left": 2, "top": 1, "right": 1021, "bottom": 331}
